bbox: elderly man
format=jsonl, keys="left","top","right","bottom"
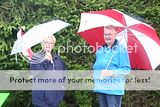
{"left": 93, "top": 25, "right": 131, "bottom": 107}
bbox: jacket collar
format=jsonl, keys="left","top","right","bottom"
{"left": 102, "top": 39, "right": 118, "bottom": 48}
{"left": 52, "top": 53, "right": 59, "bottom": 60}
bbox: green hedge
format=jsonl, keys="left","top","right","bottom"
{"left": 1, "top": 0, "right": 160, "bottom": 107}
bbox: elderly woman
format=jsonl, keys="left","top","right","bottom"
{"left": 30, "top": 35, "right": 66, "bottom": 107}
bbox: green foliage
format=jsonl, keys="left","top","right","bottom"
{"left": 123, "top": 91, "right": 160, "bottom": 107}
{"left": 0, "top": 0, "right": 160, "bottom": 107}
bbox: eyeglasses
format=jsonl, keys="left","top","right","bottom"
{"left": 43, "top": 41, "right": 54, "bottom": 45}
{"left": 104, "top": 33, "right": 114, "bottom": 36}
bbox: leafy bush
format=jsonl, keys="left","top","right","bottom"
{"left": 1, "top": 0, "right": 160, "bottom": 107}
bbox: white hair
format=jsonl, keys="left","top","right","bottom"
{"left": 47, "top": 35, "right": 56, "bottom": 44}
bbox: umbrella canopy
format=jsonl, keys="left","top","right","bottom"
{"left": 78, "top": 9, "right": 160, "bottom": 70}
{"left": 11, "top": 20, "right": 70, "bottom": 55}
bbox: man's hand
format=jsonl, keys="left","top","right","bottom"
{"left": 100, "top": 70, "right": 114, "bottom": 79}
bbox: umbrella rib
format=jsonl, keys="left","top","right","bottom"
{"left": 119, "top": 30, "right": 142, "bottom": 45}
{"left": 128, "top": 36, "right": 142, "bottom": 45}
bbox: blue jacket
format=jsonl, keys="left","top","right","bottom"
{"left": 30, "top": 54, "right": 66, "bottom": 107}
{"left": 93, "top": 40, "right": 131, "bottom": 95}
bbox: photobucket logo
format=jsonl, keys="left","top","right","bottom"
{"left": 128, "top": 43, "right": 138, "bottom": 53}
{"left": 58, "top": 42, "right": 102, "bottom": 54}
{"left": 20, "top": 42, "right": 138, "bottom": 64}
{"left": 57, "top": 42, "right": 138, "bottom": 54}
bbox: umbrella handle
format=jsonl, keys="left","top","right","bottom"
{"left": 100, "top": 52, "right": 116, "bottom": 80}
{"left": 105, "top": 52, "right": 115, "bottom": 69}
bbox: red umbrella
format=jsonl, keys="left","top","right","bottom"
{"left": 78, "top": 9, "right": 160, "bottom": 70}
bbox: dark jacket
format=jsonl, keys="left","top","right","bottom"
{"left": 30, "top": 54, "right": 66, "bottom": 107}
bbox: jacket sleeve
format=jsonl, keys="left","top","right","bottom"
{"left": 113, "top": 46, "right": 131, "bottom": 77}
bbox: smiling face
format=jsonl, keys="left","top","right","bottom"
{"left": 104, "top": 26, "right": 117, "bottom": 47}
{"left": 42, "top": 36, "right": 56, "bottom": 53}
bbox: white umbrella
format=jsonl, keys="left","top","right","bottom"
{"left": 11, "top": 19, "right": 70, "bottom": 55}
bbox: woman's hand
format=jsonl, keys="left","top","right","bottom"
{"left": 45, "top": 52, "right": 52, "bottom": 61}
